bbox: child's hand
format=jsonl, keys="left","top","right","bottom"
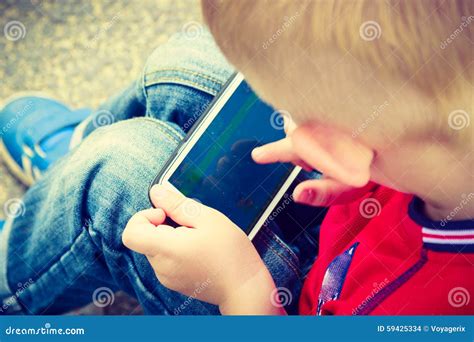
{"left": 252, "top": 121, "right": 374, "bottom": 207}
{"left": 122, "top": 185, "right": 283, "bottom": 314}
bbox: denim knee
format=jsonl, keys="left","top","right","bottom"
{"left": 142, "top": 30, "right": 233, "bottom": 97}
{"left": 61, "top": 118, "right": 184, "bottom": 251}
{"left": 138, "top": 30, "right": 234, "bottom": 132}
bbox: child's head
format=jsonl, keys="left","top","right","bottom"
{"left": 203, "top": 0, "right": 473, "bottom": 213}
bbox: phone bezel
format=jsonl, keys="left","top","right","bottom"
{"left": 149, "top": 72, "right": 301, "bottom": 240}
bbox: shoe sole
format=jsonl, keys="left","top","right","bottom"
{"left": 0, "top": 91, "right": 59, "bottom": 187}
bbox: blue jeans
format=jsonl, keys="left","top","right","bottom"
{"left": 0, "top": 31, "right": 322, "bottom": 315}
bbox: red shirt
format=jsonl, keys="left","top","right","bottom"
{"left": 299, "top": 185, "right": 474, "bottom": 315}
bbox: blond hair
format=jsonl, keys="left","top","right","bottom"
{"left": 203, "top": 0, "right": 473, "bottom": 143}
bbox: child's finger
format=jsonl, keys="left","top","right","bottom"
{"left": 124, "top": 208, "right": 166, "bottom": 230}
{"left": 149, "top": 185, "right": 209, "bottom": 227}
{"left": 133, "top": 208, "right": 167, "bottom": 226}
{"left": 122, "top": 211, "right": 177, "bottom": 256}
{"left": 251, "top": 138, "right": 298, "bottom": 164}
{"left": 293, "top": 177, "right": 375, "bottom": 207}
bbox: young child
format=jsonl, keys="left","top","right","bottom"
{"left": 0, "top": 0, "right": 472, "bottom": 315}
{"left": 123, "top": 0, "right": 473, "bottom": 314}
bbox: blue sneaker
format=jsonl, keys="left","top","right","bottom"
{"left": 0, "top": 220, "right": 4, "bottom": 232}
{"left": 0, "top": 93, "right": 91, "bottom": 186}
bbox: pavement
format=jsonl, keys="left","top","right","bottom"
{"left": 0, "top": 0, "right": 202, "bottom": 314}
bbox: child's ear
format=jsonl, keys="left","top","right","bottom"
{"left": 292, "top": 123, "right": 374, "bottom": 187}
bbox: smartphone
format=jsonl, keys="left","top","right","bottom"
{"left": 150, "top": 73, "right": 301, "bottom": 240}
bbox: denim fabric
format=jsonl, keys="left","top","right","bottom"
{"left": 0, "top": 31, "right": 322, "bottom": 315}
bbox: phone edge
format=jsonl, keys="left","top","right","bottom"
{"left": 247, "top": 166, "right": 301, "bottom": 240}
{"left": 148, "top": 72, "right": 242, "bottom": 206}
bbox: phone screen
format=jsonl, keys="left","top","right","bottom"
{"left": 168, "top": 78, "right": 294, "bottom": 234}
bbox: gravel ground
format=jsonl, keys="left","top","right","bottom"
{"left": 0, "top": 0, "right": 202, "bottom": 315}
{"left": 1, "top": 0, "right": 202, "bottom": 217}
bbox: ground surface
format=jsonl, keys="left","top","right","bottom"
{"left": 1, "top": 0, "right": 202, "bottom": 314}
